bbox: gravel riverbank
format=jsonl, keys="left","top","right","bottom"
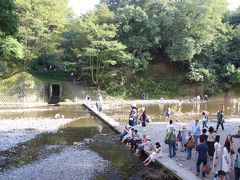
{"left": 0, "top": 117, "right": 76, "bottom": 151}
{"left": 0, "top": 147, "right": 109, "bottom": 180}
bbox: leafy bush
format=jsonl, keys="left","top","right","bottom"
{"left": 100, "top": 70, "right": 186, "bottom": 98}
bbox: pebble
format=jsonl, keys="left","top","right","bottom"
{"left": 0, "top": 147, "right": 109, "bottom": 180}
{"left": 0, "top": 117, "right": 76, "bottom": 151}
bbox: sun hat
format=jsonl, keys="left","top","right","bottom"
{"left": 131, "top": 103, "right": 137, "bottom": 107}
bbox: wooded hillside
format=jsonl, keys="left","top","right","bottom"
{"left": 1, "top": 0, "right": 240, "bottom": 98}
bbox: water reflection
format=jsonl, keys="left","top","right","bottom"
{"left": 96, "top": 121, "right": 103, "bottom": 134}
{"left": 104, "top": 100, "right": 240, "bottom": 123}
{"left": 0, "top": 105, "right": 157, "bottom": 180}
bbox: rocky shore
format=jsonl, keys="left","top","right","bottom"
{"left": 0, "top": 117, "right": 76, "bottom": 151}
{"left": 0, "top": 147, "right": 109, "bottom": 180}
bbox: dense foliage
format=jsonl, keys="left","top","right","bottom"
{"left": 1, "top": 0, "right": 240, "bottom": 98}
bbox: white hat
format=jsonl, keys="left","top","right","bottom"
{"left": 131, "top": 103, "right": 137, "bottom": 107}
{"left": 142, "top": 107, "right": 145, "bottom": 111}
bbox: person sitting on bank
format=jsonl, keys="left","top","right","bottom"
{"left": 143, "top": 142, "right": 161, "bottom": 165}
{"left": 119, "top": 125, "right": 130, "bottom": 141}
{"left": 121, "top": 128, "right": 134, "bottom": 144}
{"left": 128, "top": 129, "right": 141, "bottom": 150}
{"left": 134, "top": 136, "right": 153, "bottom": 156}
{"left": 133, "top": 134, "right": 148, "bottom": 155}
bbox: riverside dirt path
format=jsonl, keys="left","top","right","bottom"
{"left": 84, "top": 102, "right": 239, "bottom": 180}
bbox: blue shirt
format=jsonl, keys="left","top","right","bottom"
{"left": 196, "top": 143, "right": 208, "bottom": 160}
{"left": 192, "top": 124, "right": 200, "bottom": 136}
{"left": 200, "top": 134, "right": 208, "bottom": 142}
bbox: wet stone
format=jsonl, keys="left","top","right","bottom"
{"left": 0, "top": 147, "right": 109, "bottom": 180}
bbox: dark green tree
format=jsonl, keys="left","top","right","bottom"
{"left": 0, "top": 0, "right": 18, "bottom": 35}
{"left": 15, "top": 0, "right": 70, "bottom": 69}
{"left": 63, "top": 5, "right": 131, "bottom": 85}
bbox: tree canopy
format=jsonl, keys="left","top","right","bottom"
{"left": 0, "top": 0, "right": 18, "bottom": 35}
{"left": 1, "top": 0, "right": 240, "bottom": 97}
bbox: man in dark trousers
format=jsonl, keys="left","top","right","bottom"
{"left": 195, "top": 136, "right": 209, "bottom": 178}
{"left": 216, "top": 110, "right": 224, "bottom": 132}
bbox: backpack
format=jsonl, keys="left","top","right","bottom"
{"left": 186, "top": 136, "right": 195, "bottom": 149}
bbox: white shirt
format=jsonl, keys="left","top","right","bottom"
{"left": 98, "top": 95, "right": 103, "bottom": 104}
{"left": 202, "top": 115, "right": 208, "bottom": 122}
{"left": 197, "top": 95, "right": 201, "bottom": 101}
{"left": 166, "top": 124, "right": 174, "bottom": 132}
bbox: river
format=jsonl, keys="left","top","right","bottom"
{"left": 0, "top": 105, "right": 166, "bottom": 180}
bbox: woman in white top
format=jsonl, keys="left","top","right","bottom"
{"left": 143, "top": 142, "right": 161, "bottom": 165}
{"left": 180, "top": 126, "right": 187, "bottom": 151}
{"left": 212, "top": 135, "right": 222, "bottom": 173}
{"left": 222, "top": 136, "right": 232, "bottom": 179}
{"left": 207, "top": 126, "right": 216, "bottom": 159}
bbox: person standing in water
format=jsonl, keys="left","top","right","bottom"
{"left": 139, "top": 107, "right": 147, "bottom": 131}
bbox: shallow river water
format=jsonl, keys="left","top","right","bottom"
{"left": 104, "top": 100, "right": 240, "bottom": 124}
{"left": 2, "top": 100, "right": 234, "bottom": 179}
{"left": 0, "top": 105, "right": 170, "bottom": 180}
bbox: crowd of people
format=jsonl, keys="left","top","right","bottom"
{"left": 87, "top": 95, "right": 239, "bottom": 179}
{"left": 164, "top": 106, "right": 240, "bottom": 179}
{"left": 119, "top": 103, "right": 240, "bottom": 180}
{"left": 119, "top": 104, "right": 161, "bottom": 165}
{"left": 128, "top": 104, "right": 149, "bottom": 130}
{"left": 119, "top": 125, "right": 162, "bottom": 166}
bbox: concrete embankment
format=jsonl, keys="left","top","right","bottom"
{"left": 83, "top": 103, "right": 199, "bottom": 180}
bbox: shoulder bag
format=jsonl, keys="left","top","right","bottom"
{"left": 165, "top": 132, "right": 173, "bottom": 144}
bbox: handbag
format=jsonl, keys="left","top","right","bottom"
{"left": 186, "top": 136, "right": 195, "bottom": 149}
{"left": 165, "top": 132, "right": 173, "bottom": 144}
{"left": 202, "top": 165, "right": 211, "bottom": 174}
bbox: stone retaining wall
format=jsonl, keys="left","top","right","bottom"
{"left": 0, "top": 73, "right": 47, "bottom": 109}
